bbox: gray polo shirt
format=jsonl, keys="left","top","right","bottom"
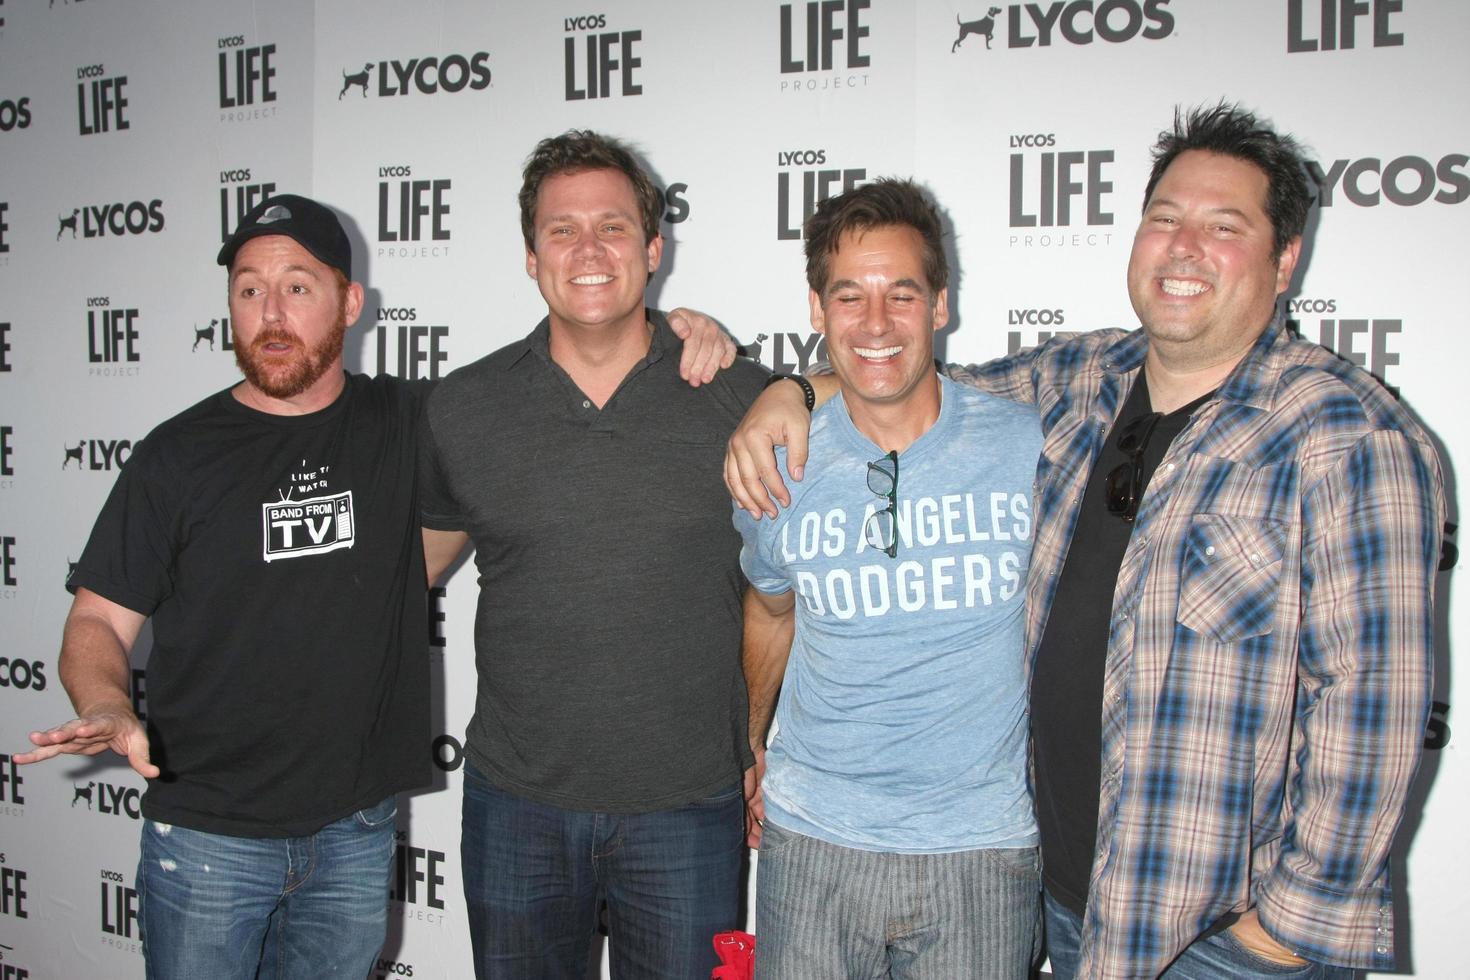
{"left": 420, "top": 310, "right": 769, "bottom": 811}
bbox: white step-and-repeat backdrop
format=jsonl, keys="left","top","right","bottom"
{"left": 0, "top": 2, "right": 1463, "bottom": 977}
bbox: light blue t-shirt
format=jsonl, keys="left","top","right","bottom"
{"left": 735, "top": 376, "right": 1043, "bottom": 853}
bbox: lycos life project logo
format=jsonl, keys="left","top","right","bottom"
{"left": 779, "top": 0, "right": 872, "bottom": 93}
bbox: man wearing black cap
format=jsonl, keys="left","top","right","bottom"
{"left": 16, "top": 194, "right": 425, "bottom": 978}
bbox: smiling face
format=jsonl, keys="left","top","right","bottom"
{"left": 228, "top": 235, "right": 363, "bottom": 409}
{"left": 1127, "top": 150, "right": 1300, "bottom": 371}
{"left": 810, "top": 224, "right": 949, "bottom": 421}
{"left": 525, "top": 168, "right": 663, "bottom": 335}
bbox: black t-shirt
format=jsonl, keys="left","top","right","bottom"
{"left": 420, "top": 313, "right": 769, "bottom": 812}
{"left": 1030, "top": 372, "right": 1211, "bottom": 914}
{"left": 70, "top": 373, "right": 430, "bottom": 838}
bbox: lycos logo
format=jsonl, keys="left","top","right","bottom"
{"left": 1006, "top": 309, "right": 1067, "bottom": 354}
{"left": 1009, "top": 136, "right": 1115, "bottom": 230}
{"left": 2, "top": 857, "right": 29, "bottom": 921}
{"left": 217, "top": 36, "right": 277, "bottom": 115}
{"left": 1286, "top": 304, "right": 1404, "bottom": 394}
{"left": 0, "top": 657, "right": 45, "bottom": 691}
{"left": 337, "top": 53, "right": 490, "bottom": 99}
{"left": 776, "top": 149, "right": 866, "bottom": 240}
{"left": 85, "top": 298, "right": 142, "bottom": 371}
{"left": 60, "top": 438, "right": 132, "bottom": 472}
{"left": 57, "top": 201, "right": 165, "bottom": 240}
{"left": 100, "top": 869, "right": 139, "bottom": 942}
{"left": 0, "top": 942, "right": 28, "bottom": 980}
{"left": 391, "top": 832, "right": 447, "bottom": 913}
{"left": 1008, "top": 308, "right": 1065, "bottom": 325}
{"left": 68, "top": 779, "right": 139, "bottom": 818}
{"left": 377, "top": 168, "right": 452, "bottom": 259}
{"left": 565, "top": 13, "right": 643, "bottom": 100}
{"left": 76, "top": 64, "right": 128, "bottom": 135}
{"left": 1306, "top": 154, "right": 1469, "bottom": 207}
{"left": 738, "top": 330, "right": 828, "bottom": 375}
{"left": 780, "top": 0, "right": 871, "bottom": 70}
{"left": 0, "top": 96, "right": 30, "bottom": 131}
{"left": 191, "top": 316, "right": 233, "bottom": 353}
{"left": 779, "top": 1, "right": 871, "bottom": 93}
{"left": 219, "top": 168, "right": 277, "bottom": 241}
{"left": 373, "top": 306, "right": 449, "bottom": 381}
{"left": 954, "top": 1, "right": 1173, "bottom": 50}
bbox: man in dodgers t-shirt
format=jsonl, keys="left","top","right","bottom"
{"left": 736, "top": 179, "right": 1044, "bottom": 979}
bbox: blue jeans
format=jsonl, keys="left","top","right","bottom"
{"left": 1042, "top": 890, "right": 1359, "bottom": 979}
{"left": 136, "top": 797, "right": 397, "bottom": 980}
{"left": 461, "top": 761, "right": 744, "bottom": 979}
{"left": 755, "top": 821, "right": 1041, "bottom": 980}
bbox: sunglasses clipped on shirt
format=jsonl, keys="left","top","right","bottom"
{"left": 865, "top": 450, "right": 899, "bottom": 558}
{"left": 1103, "top": 412, "right": 1163, "bottom": 523}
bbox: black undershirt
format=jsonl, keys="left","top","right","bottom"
{"left": 1030, "top": 371, "right": 1213, "bottom": 915}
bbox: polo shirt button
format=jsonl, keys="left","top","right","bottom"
{"left": 582, "top": 400, "right": 591, "bottom": 409}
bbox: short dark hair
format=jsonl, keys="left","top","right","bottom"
{"left": 1143, "top": 102, "right": 1311, "bottom": 259}
{"left": 803, "top": 178, "right": 948, "bottom": 296}
{"left": 518, "top": 130, "right": 663, "bottom": 251}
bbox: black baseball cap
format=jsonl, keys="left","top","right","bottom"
{"left": 216, "top": 193, "right": 353, "bottom": 279}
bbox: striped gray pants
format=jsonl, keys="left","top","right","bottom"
{"left": 753, "top": 821, "right": 1041, "bottom": 979}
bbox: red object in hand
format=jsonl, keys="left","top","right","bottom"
{"left": 711, "top": 930, "right": 756, "bottom": 980}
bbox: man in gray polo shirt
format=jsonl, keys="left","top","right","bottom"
{"left": 419, "top": 130, "right": 768, "bottom": 979}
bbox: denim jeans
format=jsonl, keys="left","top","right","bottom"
{"left": 1042, "top": 890, "right": 1359, "bottom": 979}
{"left": 461, "top": 761, "right": 745, "bottom": 980}
{"left": 136, "top": 797, "right": 397, "bottom": 980}
{"left": 754, "top": 821, "right": 1042, "bottom": 980}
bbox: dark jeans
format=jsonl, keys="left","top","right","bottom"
{"left": 1043, "top": 890, "right": 1359, "bottom": 979}
{"left": 461, "top": 761, "right": 744, "bottom": 980}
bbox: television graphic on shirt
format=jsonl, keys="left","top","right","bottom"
{"left": 260, "top": 458, "right": 355, "bottom": 561}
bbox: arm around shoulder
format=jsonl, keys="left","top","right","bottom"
{"left": 725, "top": 374, "right": 838, "bottom": 518}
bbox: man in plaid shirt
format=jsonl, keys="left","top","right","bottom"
{"left": 726, "top": 104, "right": 1445, "bottom": 978}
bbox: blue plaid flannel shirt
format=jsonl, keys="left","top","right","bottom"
{"left": 948, "top": 320, "right": 1443, "bottom": 978}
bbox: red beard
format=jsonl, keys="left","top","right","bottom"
{"left": 234, "top": 320, "right": 347, "bottom": 399}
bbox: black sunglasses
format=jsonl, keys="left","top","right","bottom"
{"left": 1104, "top": 413, "right": 1163, "bottom": 522}
{"left": 865, "top": 451, "right": 899, "bottom": 558}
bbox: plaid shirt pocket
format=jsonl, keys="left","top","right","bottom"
{"left": 1177, "top": 514, "right": 1288, "bottom": 643}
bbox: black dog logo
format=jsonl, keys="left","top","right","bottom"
{"left": 72, "top": 781, "right": 95, "bottom": 808}
{"left": 739, "top": 333, "right": 769, "bottom": 364}
{"left": 953, "top": 8, "right": 1003, "bottom": 52}
{"left": 339, "top": 63, "right": 373, "bottom": 99}
{"left": 57, "top": 208, "right": 80, "bottom": 240}
{"left": 63, "top": 440, "right": 84, "bottom": 469}
{"left": 192, "top": 318, "right": 219, "bottom": 352}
